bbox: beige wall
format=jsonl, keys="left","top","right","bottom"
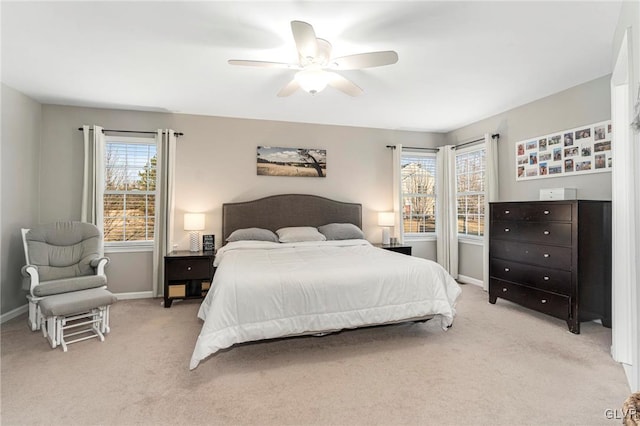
{"left": 39, "top": 105, "right": 445, "bottom": 295}
{"left": 1, "top": 84, "right": 42, "bottom": 315}
{"left": 448, "top": 75, "right": 612, "bottom": 281}
{"left": 447, "top": 74, "right": 612, "bottom": 202}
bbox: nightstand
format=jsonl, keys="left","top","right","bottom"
{"left": 164, "top": 251, "right": 215, "bottom": 308}
{"left": 374, "top": 243, "right": 412, "bottom": 256}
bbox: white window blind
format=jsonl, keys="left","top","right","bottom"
{"left": 103, "top": 137, "right": 157, "bottom": 243}
{"left": 401, "top": 152, "right": 437, "bottom": 236}
{"left": 455, "top": 146, "right": 486, "bottom": 238}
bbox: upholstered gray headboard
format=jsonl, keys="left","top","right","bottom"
{"left": 222, "top": 194, "right": 362, "bottom": 242}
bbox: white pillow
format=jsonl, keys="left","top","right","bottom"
{"left": 276, "top": 226, "right": 327, "bottom": 243}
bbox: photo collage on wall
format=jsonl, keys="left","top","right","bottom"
{"left": 515, "top": 120, "right": 612, "bottom": 181}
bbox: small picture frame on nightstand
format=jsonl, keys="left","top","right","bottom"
{"left": 202, "top": 234, "right": 215, "bottom": 252}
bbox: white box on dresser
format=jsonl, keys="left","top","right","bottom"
{"left": 539, "top": 188, "right": 577, "bottom": 200}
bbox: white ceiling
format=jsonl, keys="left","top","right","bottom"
{"left": 1, "top": 1, "right": 622, "bottom": 133}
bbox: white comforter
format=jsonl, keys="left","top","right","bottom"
{"left": 190, "top": 239, "right": 461, "bottom": 369}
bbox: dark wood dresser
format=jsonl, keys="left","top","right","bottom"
{"left": 489, "top": 200, "right": 611, "bottom": 333}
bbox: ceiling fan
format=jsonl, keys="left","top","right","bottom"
{"left": 228, "top": 20, "right": 399, "bottom": 97}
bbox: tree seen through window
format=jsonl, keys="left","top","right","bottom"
{"left": 103, "top": 141, "right": 157, "bottom": 242}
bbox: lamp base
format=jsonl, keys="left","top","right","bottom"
{"left": 382, "top": 228, "right": 390, "bottom": 245}
{"left": 189, "top": 231, "right": 200, "bottom": 252}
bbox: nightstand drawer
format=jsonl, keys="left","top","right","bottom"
{"left": 491, "top": 221, "right": 572, "bottom": 246}
{"left": 490, "top": 279, "right": 570, "bottom": 320}
{"left": 492, "top": 203, "right": 572, "bottom": 222}
{"left": 165, "top": 258, "right": 211, "bottom": 280}
{"left": 490, "top": 258, "right": 572, "bottom": 295}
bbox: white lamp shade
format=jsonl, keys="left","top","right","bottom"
{"left": 378, "top": 212, "right": 395, "bottom": 227}
{"left": 184, "top": 213, "right": 205, "bottom": 231}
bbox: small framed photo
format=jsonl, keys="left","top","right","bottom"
{"left": 202, "top": 234, "right": 215, "bottom": 252}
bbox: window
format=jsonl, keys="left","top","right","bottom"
{"left": 103, "top": 136, "right": 157, "bottom": 245}
{"left": 401, "top": 152, "right": 437, "bottom": 237}
{"left": 456, "top": 145, "right": 486, "bottom": 238}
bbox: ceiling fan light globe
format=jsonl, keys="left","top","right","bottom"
{"left": 295, "top": 69, "right": 329, "bottom": 95}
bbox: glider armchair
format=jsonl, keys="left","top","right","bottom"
{"left": 21, "top": 221, "right": 110, "bottom": 331}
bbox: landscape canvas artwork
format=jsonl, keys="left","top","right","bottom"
{"left": 515, "top": 120, "right": 612, "bottom": 181}
{"left": 257, "top": 146, "right": 327, "bottom": 177}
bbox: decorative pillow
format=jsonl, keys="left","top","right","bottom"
{"left": 226, "top": 228, "right": 278, "bottom": 242}
{"left": 318, "top": 223, "right": 365, "bottom": 240}
{"left": 276, "top": 226, "right": 327, "bottom": 243}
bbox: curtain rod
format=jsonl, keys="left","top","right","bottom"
{"left": 386, "top": 133, "right": 499, "bottom": 153}
{"left": 77, "top": 128, "right": 184, "bottom": 137}
{"left": 386, "top": 145, "right": 438, "bottom": 152}
{"left": 451, "top": 133, "right": 500, "bottom": 150}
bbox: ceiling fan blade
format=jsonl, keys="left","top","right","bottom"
{"left": 315, "top": 38, "right": 332, "bottom": 66}
{"left": 228, "top": 60, "right": 295, "bottom": 69}
{"left": 291, "top": 20, "right": 318, "bottom": 62}
{"left": 326, "top": 72, "right": 363, "bottom": 97}
{"left": 331, "top": 51, "right": 399, "bottom": 70}
{"left": 277, "top": 79, "right": 300, "bottom": 97}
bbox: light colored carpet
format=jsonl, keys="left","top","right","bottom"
{"left": 0, "top": 284, "right": 630, "bottom": 426}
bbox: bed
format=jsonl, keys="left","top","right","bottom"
{"left": 189, "top": 194, "right": 461, "bottom": 370}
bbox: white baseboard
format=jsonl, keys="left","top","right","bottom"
{"left": 457, "top": 274, "right": 484, "bottom": 287}
{"left": 0, "top": 304, "right": 28, "bottom": 324}
{"left": 113, "top": 291, "right": 154, "bottom": 300}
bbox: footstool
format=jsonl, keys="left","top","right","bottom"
{"left": 38, "top": 288, "right": 117, "bottom": 351}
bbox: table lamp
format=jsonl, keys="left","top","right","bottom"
{"left": 184, "top": 213, "right": 205, "bottom": 252}
{"left": 378, "top": 212, "right": 395, "bottom": 245}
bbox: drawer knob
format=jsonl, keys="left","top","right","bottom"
{"left": 504, "top": 228, "right": 510, "bottom": 232}
{"left": 543, "top": 253, "right": 550, "bottom": 258}
{"left": 504, "top": 267, "right": 510, "bottom": 272}
{"left": 541, "top": 299, "right": 547, "bottom": 304}
{"left": 187, "top": 266, "right": 192, "bottom": 271}
{"left": 504, "top": 210, "right": 510, "bottom": 214}
{"left": 543, "top": 276, "right": 550, "bottom": 281}
{"left": 544, "top": 210, "right": 550, "bottom": 215}
{"left": 543, "top": 230, "right": 550, "bottom": 235}
{"left": 502, "top": 288, "right": 508, "bottom": 292}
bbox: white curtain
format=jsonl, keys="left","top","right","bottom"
{"left": 392, "top": 144, "right": 404, "bottom": 244}
{"left": 152, "top": 129, "right": 177, "bottom": 297}
{"left": 81, "top": 125, "right": 106, "bottom": 239}
{"left": 483, "top": 134, "right": 499, "bottom": 290}
{"left": 436, "top": 145, "right": 458, "bottom": 278}
{"left": 80, "top": 125, "right": 105, "bottom": 256}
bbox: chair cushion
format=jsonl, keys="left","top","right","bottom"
{"left": 32, "top": 275, "right": 106, "bottom": 297}
{"left": 39, "top": 288, "right": 117, "bottom": 317}
{"left": 25, "top": 222, "right": 102, "bottom": 282}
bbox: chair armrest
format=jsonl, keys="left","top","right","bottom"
{"left": 21, "top": 265, "right": 40, "bottom": 297}
{"left": 90, "top": 257, "right": 110, "bottom": 276}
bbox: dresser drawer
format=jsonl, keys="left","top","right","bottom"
{"left": 490, "top": 240, "right": 572, "bottom": 270}
{"left": 492, "top": 203, "right": 572, "bottom": 222}
{"left": 490, "top": 279, "right": 570, "bottom": 320}
{"left": 490, "top": 258, "right": 572, "bottom": 295}
{"left": 165, "top": 258, "right": 211, "bottom": 280}
{"left": 491, "top": 221, "right": 572, "bottom": 246}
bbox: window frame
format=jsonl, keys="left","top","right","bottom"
{"left": 103, "top": 135, "right": 158, "bottom": 251}
{"left": 455, "top": 142, "right": 486, "bottom": 242}
{"left": 401, "top": 150, "right": 438, "bottom": 241}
